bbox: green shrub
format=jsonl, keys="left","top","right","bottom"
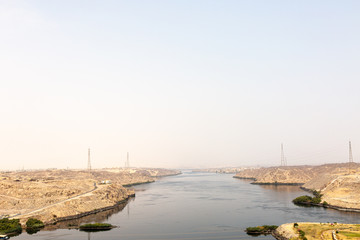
{"left": 312, "top": 190, "right": 323, "bottom": 198}
{"left": 312, "top": 197, "right": 322, "bottom": 204}
{"left": 0, "top": 218, "right": 22, "bottom": 234}
{"left": 246, "top": 225, "right": 278, "bottom": 233}
{"left": 26, "top": 218, "right": 44, "bottom": 229}
{"left": 293, "top": 190, "right": 324, "bottom": 205}
{"left": 79, "top": 223, "right": 113, "bottom": 230}
{"left": 292, "top": 195, "right": 313, "bottom": 204}
{"left": 294, "top": 223, "right": 299, "bottom": 228}
{"left": 262, "top": 225, "right": 278, "bottom": 231}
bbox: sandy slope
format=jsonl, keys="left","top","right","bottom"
{"left": 0, "top": 168, "right": 180, "bottom": 223}
{"left": 303, "top": 173, "right": 360, "bottom": 209}
{"left": 234, "top": 163, "right": 360, "bottom": 185}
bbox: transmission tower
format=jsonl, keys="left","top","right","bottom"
{"left": 125, "top": 152, "right": 130, "bottom": 168}
{"left": 348, "top": 141, "right": 354, "bottom": 175}
{"left": 281, "top": 143, "right": 287, "bottom": 166}
{"left": 88, "top": 148, "right": 92, "bottom": 173}
{"left": 349, "top": 141, "right": 354, "bottom": 163}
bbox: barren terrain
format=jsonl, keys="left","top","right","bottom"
{"left": 235, "top": 163, "right": 360, "bottom": 185}
{"left": 303, "top": 170, "right": 360, "bottom": 210}
{"left": 0, "top": 168, "right": 180, "bottom": 224}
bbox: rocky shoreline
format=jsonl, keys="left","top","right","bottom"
{"left": 234, "top": 163, "right": 360, "bottom": 212}
{"left": 271, "top": 231, "right": 289, "bottom": 240}
{"left": 232, "top": 176, "right": 256, "bottom": 181}
{"left": 48, "top": 193, "right": 136, "bottom": 226}
{"left": 251, "top": 182, "right": 303, "bottom": 186}
{"left": 42, "top": 171, "right": 183, "bottom": 227}
{"left": 295, "top": 200, "right": 360, "bottom": 213}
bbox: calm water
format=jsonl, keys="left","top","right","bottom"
{"left": 13, "top": 171, "right": 360, "bottom": 240}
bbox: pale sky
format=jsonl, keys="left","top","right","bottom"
{"left": 1, "top": 0, "right": 360, "bottom": 170}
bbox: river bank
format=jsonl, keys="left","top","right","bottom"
{"left": 234, "top": 163, "right": 360, "bottom": 213}
{"left": 0, "top": 168, "right": 180, "bottom": 225}
{"left": 9, "top": 172, "right": 360, "bottom": 240}
{"left": 234, "top": 163, "right": 360, "bottom": 185}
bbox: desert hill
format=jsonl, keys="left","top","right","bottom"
{"left": 235, "top": 163, "right": 360, "bottom": 210}
{"left": 0, "top": 168, "right": 180, "bottom": 224}
{"left": 302, "top": 166, "right": 360, "bottom": 210}
{"left": 234, "top": 163, "right": 360, "bottom": 185}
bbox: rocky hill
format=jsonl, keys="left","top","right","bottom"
{"left": 0, "top": 168, "right": 180, "bottom": 224}
{"left": 235, "top": 163, "right": 360, "bottom": 211}
{"left": 302, "top": 170, "right": 360, "bottom": 210}
{"left": 234, "top": 163, "right": 360, "bottom": 185}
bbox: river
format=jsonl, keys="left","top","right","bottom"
{"left": 13, "top": 171, "right": 360, "bottom": 240}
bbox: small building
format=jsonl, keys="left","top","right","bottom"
{"left": 99, "top": 180, "right": 112, "bottom": 184}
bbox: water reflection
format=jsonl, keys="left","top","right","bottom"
{"left": 257, "top": 184, "right": 303, "bottom": 193}
{"left": 43, "top": 197, "right": 133, "bottom": 232}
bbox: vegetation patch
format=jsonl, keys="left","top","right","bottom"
{"left": 79, "top": 223, "right": 115, "bottom": 232}
{"left": 245, "top": 225, "right": 278, "bottom": 236}
{"left": 26, "top": 218, "right": 44, "bottom": 229}
{"left": 25, "top": 218, "right": 45, "bottom": 234}
{"left": 0, "top": 218, "right": 22, "bottom": 235}
{"left": 292, "top": 190, "right": 325, "bottom": 206}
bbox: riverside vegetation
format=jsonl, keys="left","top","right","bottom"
{"left": 79, "top": 223, "right": 114, "bottom": 231}
{"left": 245, "top": 225, "right": 278, "bottom": 236}
{"left": 26, "top": 218, "right": 44, "bottom": 229}
{"left": 0, "top": 218, "right": 22, "bottom": 235}
{"left": 25, "top": 218, "right": 44, "bottom": 234}
{"left": 292, "top": 190, "right": 328, "bottom": 207}
{"left": 0, "top": 217, "right": 45, "bottom": 235}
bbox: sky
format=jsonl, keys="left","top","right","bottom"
{"left": 1, "top": 0, "right": 360, "bottom": 170}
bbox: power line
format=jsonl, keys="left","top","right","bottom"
{"left": 348, "top": 141, "right": 354, "bottom": 175}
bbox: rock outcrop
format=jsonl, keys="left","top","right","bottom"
{"left": 273, "top": 223, "right": 298, "bottom": 240}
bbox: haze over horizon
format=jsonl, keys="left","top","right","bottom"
{"left": 1, "top": 1, "right": 360, "bottom": 170}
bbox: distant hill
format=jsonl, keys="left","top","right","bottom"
{"left": 235, "top": 162, "right": 360, "bottom": 210}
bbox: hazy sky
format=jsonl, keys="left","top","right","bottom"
{"left": 1, "top": 0, "right": 360, "bottom": 170}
